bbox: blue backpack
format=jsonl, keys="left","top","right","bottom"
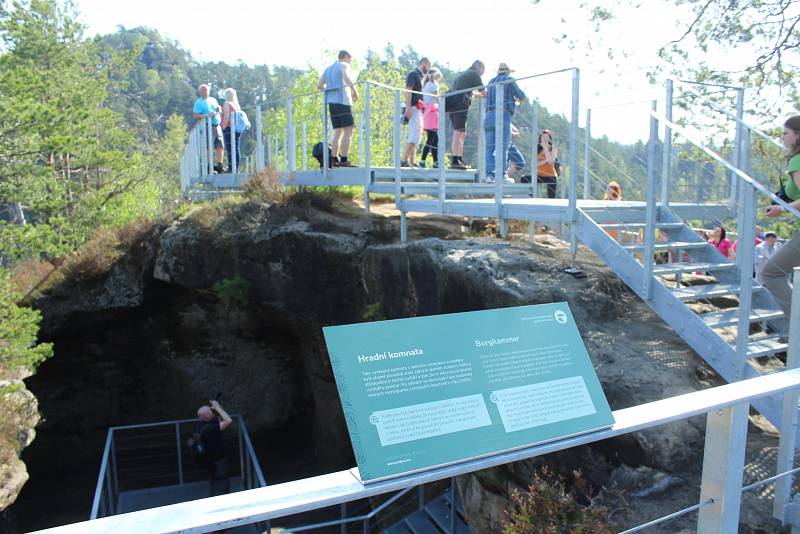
{"left": 235, "top": 109, "right": 251, "bottom": 134}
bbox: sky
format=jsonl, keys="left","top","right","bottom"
{"left": 73, "top": 0, "right": 690, "bottom": 143}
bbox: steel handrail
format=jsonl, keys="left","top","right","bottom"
{"left": 651, "top": 111, "right": 800, "bottom": 219}
{"left": 89, "top": 431, "right": 114, "bottom": 519}
{"left": 283, "top": 484, "right": 418, "bottom": 532}
{"left": 55, "top": 368, "right": 800, "bottom": 534}
{"left": 678, "top": 85, "right": 783, "bottom": 150}
{"left": 240, "top": 419, "right": 267, "bottom": 487}
{"left": 90, "top": 415, "right": 262, "bottom": 520}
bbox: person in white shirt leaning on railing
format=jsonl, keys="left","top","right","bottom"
{"left": 762, "top": 115, "right": 800, "bottom": 322}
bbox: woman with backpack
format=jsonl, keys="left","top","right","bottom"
{"left": 761, "top": 115, "right": 800, "bottom": 320}
{"left": 221, "top": 87, "right": 244, "bottom": 173}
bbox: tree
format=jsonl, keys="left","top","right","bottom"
{"left": 537, "top": 0, "right": 799, "bottom": 116}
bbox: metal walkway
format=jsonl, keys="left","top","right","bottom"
{"left": 90, "top": 415, "right": 266, "bottom": 532}
{"left": 180, "top": 71, "right": 799, "bottom": 436}
{"left": 170, "top": 69, "right": 800, "bottom": 532}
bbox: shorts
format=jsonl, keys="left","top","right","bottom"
{"left": 204, "top": 123, "right": 223, "bottom": 149}
{"left": 406, "top": 107, "right": 423, "bottom": 145}
{"left": 449, "top": 110, "right": 468, "bottom": 131}
{"left": 446, "top": 93, "right": 470, "bottom": 132}
{"left": 329, "top": 103, "right": 354, "bottom": 129}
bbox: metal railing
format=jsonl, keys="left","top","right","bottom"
{"left": 89, "top": 415, "right": 265, "bottom": 521}
{"left": 34, "top": 304, "right": 800, "bottom": 533}
{"left": 180, "top": 109, "right": 261, "bottom": 196}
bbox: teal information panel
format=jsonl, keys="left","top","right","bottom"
{"left": 322, "top": 303, "right": 614, "bottom": 483}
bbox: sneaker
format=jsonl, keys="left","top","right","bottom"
{"left": 503, "top": 176, "right": 515, "bottom": 184}
{"left": 338, "top": 160, "right": 356, "bottom": 167}
{"left": 401, "top": 161, "right": 410, "bottom": 167}
{"left": 418, "top": 161, "right": 426, "bottom": 168}
{"left": 432, "top": 162, "right": 439, "bottom": 168}
{"left": 485, "top": 175, "right": 495, "bottom": 184}
{"left": 451, "top": 160, "right": 468, "bottom": 170}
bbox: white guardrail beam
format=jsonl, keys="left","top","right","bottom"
{"left": 34, "top": 368, "right": 800, "bottom": 534}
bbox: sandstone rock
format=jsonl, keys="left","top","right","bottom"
{"left": 16, "top": 201, "right": 777, "bottom": 532}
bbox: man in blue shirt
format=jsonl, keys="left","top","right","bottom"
{"left": 192, "top": 84, "right": 225, "bottom": 173}
{"left": 484, "top": 63, "right": 527, "bottom": 183}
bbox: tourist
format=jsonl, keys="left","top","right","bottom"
{"left": 603, "top": 181, "right": 623, "bottom": 241}
{"left": 446, "top": 60, "right": 486, "bottom": 170}
{"left": 484, "top": 63, "right": 527, "bottom": 183}
{"left": 420, "top": 68, "right": 442, "bottom": 168}
{"left": 761, "top": 115, "right": 800, "bottom": 318}
{"left": 318, "top": 50, "right": 359, "bottom": 167}
{"left": 708, "top": 225, "right": 733, "bottom": 258}
{"left": 755, "top": 232, "right": 780, "bottom": 280}
{"left": 220, "top": 88, "right": 243, "bottom": 173}
{"left": 402, "top": 57, "right": 431, "bottom": 167}
{"left": 195, "top": 399, "right": 233, "bottom": 497}
{"left": 192, "top": 84, "right": 225, "bottom": 174}
{"left": 506, "top": 124, "right": 526, "bottom": 179}
{"left": 604, "top": 180, "right": 622, "bottom": 201}
{"left": 537, "top": 129, "right": 560, "bottom": 198}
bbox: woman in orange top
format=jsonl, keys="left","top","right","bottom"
{"left": 536, "top": 129, "right": 559, "bottom": 199}
{"left": 603, "top": 180, "right": 623, "bottom": 240}
{"left": 604, "top": 180, "right": 622, "bottom": 200}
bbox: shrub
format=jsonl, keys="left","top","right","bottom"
{"left": 0, "top": 268, "right": 53, "bottom": 373}
{"left": 502, "top": 467, "right": 619, "bottom": 534}
{"left": 243, "top": 168, "right": 288, "bottom": 204}
{"left": 212, "top": 277, "right": 251, "bottom": 309}
{"left": 59, "top": 229, "right": 121, "bottom": 284}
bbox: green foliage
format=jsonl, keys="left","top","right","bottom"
{"left": 0, "top": 268, "right": 52, "bottom": 372}
{"left": 502, "top": 467, "right": 619, "bottom": 534}
{"left": 212, "top": 277, "right": 250, "bottom": 309}
{"left": 362, "top": 302, "right": 384, "bottom": 322}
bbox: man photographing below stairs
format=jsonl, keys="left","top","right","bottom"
{"left": 194, "top": 399, "right": 233, "bottom": 497}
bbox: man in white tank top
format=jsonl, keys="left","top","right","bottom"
{"left": 317, "top": 50, "right": 359, "bottom": 167}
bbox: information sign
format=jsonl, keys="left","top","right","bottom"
{"left": 322, "top": 303, "right": 614, "bottom": 483}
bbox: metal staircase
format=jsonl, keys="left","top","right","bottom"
{"left": 383, "top": 490, "right": 467, "bottom": 534}
{"left": 578, "top": 203, "right": 789, "bottom": 427}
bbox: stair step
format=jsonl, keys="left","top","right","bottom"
{"left": 731, "top": 335, "right": 788, "bottom": 359}
{"left": 671, "top": 283, "right": 763, "bottom": 302}
{"left": 652, "top": 261, "right": 736, "bottom": 275}
{"left": 700, "top": 308, "right": 785, "bottom": 329}
{"left": 426, "top": 496, "right": 468, "bottom": 534}
{"left": 405, "top": 510, "right": 443, "bottom": 534}
{"left": 624, "top": 241, "right": 709, "bottom": 252}
{"left": 382, "top": 523, "right": 412, "bottom": 534}
{"left": 442, "top": 492, "right": 464, "bottom": 516}
{"left": 601, "top": 222, "right": 685, "bottom": 230}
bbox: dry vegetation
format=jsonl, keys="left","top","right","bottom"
{"left": 12, "top": 218, "right": 161, "bottom": 301}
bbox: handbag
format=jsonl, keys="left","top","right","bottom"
{"left": 772, "top": 177, "right": 793, "bottom": 205}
